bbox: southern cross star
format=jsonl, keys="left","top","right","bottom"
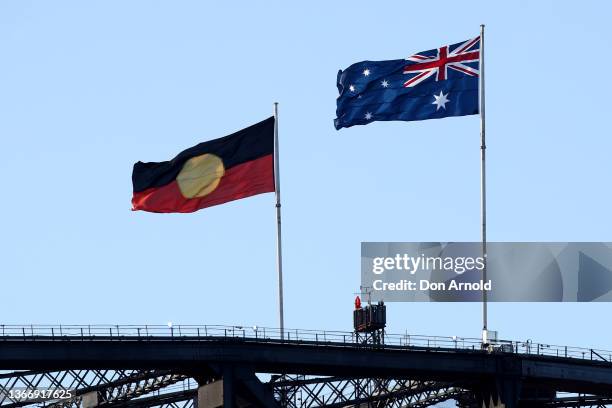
{"left": 432, "top": 91, "right": 450, "bottom": 111}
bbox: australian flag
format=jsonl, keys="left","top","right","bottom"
{"left": 334, "top": 36, "right": 480, "bottom": 130}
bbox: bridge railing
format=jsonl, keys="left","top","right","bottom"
{"left": 1, "top": 324, "right": 611, "bottom": 363}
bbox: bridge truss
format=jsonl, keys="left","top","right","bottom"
{"left": 0, "top": 325, "right": 611, "bottom": 408}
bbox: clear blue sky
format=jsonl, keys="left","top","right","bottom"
{"left": 1, "top": 1, "right": 610, "bottom": 349}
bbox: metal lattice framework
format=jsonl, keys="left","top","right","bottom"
{"left": 1, "top": 369, "right": 612, "bottom": 408}
{"left": 0, "top": 370, "right": 139, "bottom": 408}
{"left": 0, "top": 370, "right": 195, "bottom": 408}
{"left": 272, "top": 376, "right": 461, "bottom": 408}
{"left": 0, "top": 371, "right": 465, "bottom": 408}
{"left": 3, "top": 371, "right": 611, "bottom": 408}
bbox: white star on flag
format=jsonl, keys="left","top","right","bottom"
{"left": 363, "top": 69, "right": 370, "bottom": 76}
{"left": 364, "top": 112, "right": 373, "bottom": 120}
{"left": 432, "top": 91, "right": 450, "bottom": 111}
{"left": 349, "top": 85, "right": 356, "bottom": 92}
{"left": 381, "top": 79, "right": 389, "bottom": 88}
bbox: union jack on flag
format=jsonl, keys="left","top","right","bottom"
{"left": 335, "top": 35, "right": 480, "bottom": 130}
{"left": 403, "top": 36, "right": 480, "bottom": 88}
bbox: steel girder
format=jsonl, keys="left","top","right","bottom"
{"left": 0, "top": 370, "right": 141, "bottom": 408}
{"left": 56, "top": 372, "right": 190, "bottom": 408}
{"left": 96, "top": 390, "right": 196, "bottom": 408}
{"left": 0, "top": 370, "right": 192, "bottom": 408}
{"left": 522, "top": 396, "right": 612, "bottom": 408}
{"left": 2, "top": 369, "right": 612, "bottom": 408}
{"left": 1, "top": 370, "right": 462, "bottom": 408}
{"left": 271, "top": 375, "right": 462, "bottom": 408}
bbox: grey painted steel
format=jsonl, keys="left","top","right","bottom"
{"left": 479, "top": 23, "right": 488, "bottom": 344}
{"left": 1, "top": 337, "right": 612, "bottom": 394}
{"left": 273, "top": 102, "right": 285, "bottom": 340}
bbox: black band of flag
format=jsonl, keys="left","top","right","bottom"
{"left": 132, "top": 117, "right": 275, "bottom": 213}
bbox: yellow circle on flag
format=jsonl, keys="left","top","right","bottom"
{"left": 176, "top": 154, "right": 225, "bottom": 198}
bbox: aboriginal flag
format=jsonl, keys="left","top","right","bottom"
{"left": 132, "top": 117, "right": 275, "bottom": 213}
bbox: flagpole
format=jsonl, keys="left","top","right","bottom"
{"left": 479, "top": 24, "right": 488, "bottom": 346}
{"left": 273, "top": 102, "right": 285, "bottom": 340}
